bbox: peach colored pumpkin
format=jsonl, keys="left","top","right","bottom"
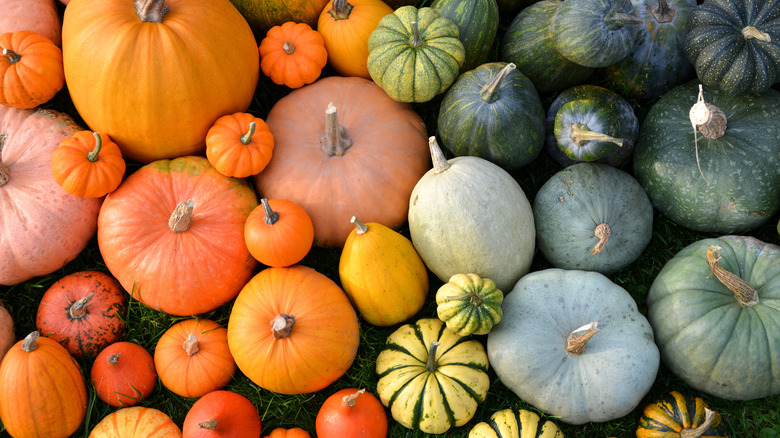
{"left": 0, "top": 302, "right": 13, "bottom": 361}
{"left": 0, "top": 0, "right": 62, "bottom": 46}
{"left": 89, "top": 406, "right": 182, "bottom": 437}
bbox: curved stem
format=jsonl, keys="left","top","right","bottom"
{"left": 198, "top": 418, "right": 218, "bottom": 430}
{"left": 283, "top": 41, "right": 295, "bottom": 55}
{"left": 351, "top": 216, "right": 368, "bottom": 235}
{"left": 87, "top": 132, "right": 103, "bottom": 162}
{"left": 426, "top": 341, "right": 440, "bottom": 373}
{"left": 651, "top": 0, "right": 675, "bottom": 23}
{"left": 429, "top": 136, "right": 450, "bottom": 174}
{"left": 444, "top": 292, "right": 484, "bottom": 307}
{"left": 0, "top": 134, "right": 9, "bottom": 187}
{"left": 706, "top": 246, "right": 759, "bottom": 307}
{"left": 134, "top": 0, "right": 170, "bottom": 23}
{"left": 261, "top": 198, "right": 279, "bottom": 225}
{"left": 168, "top": 199, "right": 194, "bottom": 233}
{"left": 591, "top": 223, "right": 611, "bottom": 255}
{"left": 69, "top": 292, "right": 94, "bottom": 319}
{"left": 343, "top": 389, "right": 365, "bottom": 407}
{"left": 22, "top": 331, "right": 39, "bottom": 353}
{"left": 410, "top": 21, "right": 424, "bottom": 48}
{"left": 680, "top": 408, "right": 717, "bottom": 438}
{"left": 271, "top": 314, "right": 296, "bottom": 339}
{"left": 183, "top": 333, "right": 200, "bottom": 357}
{"left": 328, "top": 0, "right": 354, "bottom": 20}
{"left": 570, "top": 124, "right": 624, "bottom": 147}
{"left": 604, "top": 9, "right": 643, "bottom": 30}
{"left": 742, "top": 26, "right": 771, "bottom": 42}
{"left": 240, "top": 121, "right": 256, "bottom": 145}
{"left": 108, "top": 353, "right": 121, "bottom": 365}
{"left": 565, "top": 322, "right": 599, "bottom": 355}
{"left": 2, "top": 48, "right": 20, "bottom": 63}
{"left": 479, "top": 63, "right": 516, "bottom": 103}
{"left": 320, "top": 102, "right": 352, "bottom": 156}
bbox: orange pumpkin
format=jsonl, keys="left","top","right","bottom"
{"left": 259, "top": 22, "right": 328, "bottom": 89}
{"left": 317, "top": 0, "right": 393, "bottom": 78}
{"left": 316, "top": 388, "right": 388, "bottom": 438}
{"left": 62, "top": 0, "right": 260, "bottom": 163}
{"left": 97, "top": 156, "right": 258, "bottom": 316}
{"left": 182, "top": 390, "right": 262, "bottom": 437}
{"left": 89, "top": 406, "right": 182, "bottom": 437}
{"left": 265, "top": 428, "right": 312, "bottom": 438}
{"left": 155, "top": 319, "right": 236, "bottom": 399}
{"left": 51, "top": 131, "right": 126, "bottom": 198}
{"left": 0, "top": 0, "right": 62, "bottom": 46}
{"left": 253, "top": 76, "right": 429, "bottom": 247}
{"left": 206, "top": 112, "right": 274, "bottom": 179}
{"left": 0, "top": 30, "right": 64, "bottom": 109}
{"left": 91, "top": 341, "right": 157, "bottom": 407}
{"left": 227, "top": 265, "right": 360, "bottom": 395}
{"left": 244, "top": 198, "right": 314, "bottom": 267}
{"left": 0, "top": 332, "right": 88, "bottom": 438}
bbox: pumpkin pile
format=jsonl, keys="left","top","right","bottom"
{"left": 0, "top": 0, "right": 779, "bottom": 436}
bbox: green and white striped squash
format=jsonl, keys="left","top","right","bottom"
{"left": 436, "top": 273, "right": 503, "bottom": 336}
{"left": 431, "top": 0, "right": 499, "bottom": 72}
{"left": 376, "top": 318, "right": 490, "bottom": 434}
{"left": 469, "top": 409, "right": 564, "bottom": 438}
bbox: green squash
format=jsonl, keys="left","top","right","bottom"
{"left": 437, "top": 62, "right": 545, "bottom": 170}
{"left": 684, "top": 0, "right": 780, "bottom": 96}
{"left": 647, "top": 235, "right": 780, "bottom": 400}
{"left": 431, "top": 0, "right": 499, "bottom": 72}
{"left": 436, "top": 273, "right": 503, "bottom": 336}
{"left": 469, "top": 409, "right": 564, "bottom": 438}
{"left": 229, "top": 0, "right": 329, "bottom": 38}
{"left": 633, "top": 81, "right": 780, "bottom": 233}
{"left": 636, "top": 391, "right": 728, "bottom": 438}
{"left": 500, "top": 0, "right": 594, "bottom": 95}
{"left": 367, "top": 6, "right": 466, "bottom": 103}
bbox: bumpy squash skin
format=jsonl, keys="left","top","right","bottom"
{"left": 469, "top": 408, "right": 564, "bottom": 438}
{"left": 431, "top": 0, "right": 499, "bottom": 72}
{"left": 436, "top": 273, "right": 503, "bottom": 336}
{"left": 636, "top": 390, "right": 728, "bottom": 438}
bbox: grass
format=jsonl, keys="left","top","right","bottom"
{"left": 2, "top": 1, "right": 780, "bottom": 437}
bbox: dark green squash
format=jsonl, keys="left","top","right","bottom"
{"left": 636, "top": 391, "right": 728, "bottom": 438}
{"left": 437, "top": 62, "right": 545, "bottom": 170}
{"left": 228, "top": 0, "right": 329, "bottom": 38}
{"left": 431, "top": 0, "right": 499, "bottom": 72}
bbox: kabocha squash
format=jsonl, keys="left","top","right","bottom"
{"left": 244, "top": 198, "right": 314, "bottom": 268}
{"left": 633, "top": 81, "right": 780, "bottom": 234}
{"left": 376, "top": 318, "right": 490, "bottom": 434}
{"left": 316, "top": 388, "right": 388, "bottom": 438}
{"left": 0, "top": 30, "right": 64, "bottom": 109}
{"left": 253, "top": 76, "right": 429, "bottom": 248}
{"left": 0, "top": 332, "right": 88, "bottom": 438}
{"left": 0, "top": 302, "right": 13, "bottom": 362}
{"left": 182, "top": 390, "right": 262, "bottom": 437}
{"left": 431, "top": 0, "right": 499, "bottom": 72}
{"left": 89, "top": 407, "right": 182, "bottom": 437}
{"left": 435, "top": 273, "right": 503, "bottom": 336}
{"left": 636, "top": 391, "right": 728, "bottom": 438}
{"left": 51, "top": 131, "right": 126, "bottom": 198}
{"left": 259, "top": 22, "right": 328, "bottom": 89}
{"left": 339, "top": 216, "right": 428, "bottom": 326}
{"left": 469, "top": 409, "right": 564, "bottom": 438}
{"left": 98, "top": 156, "right": 258, "bottom": 316}
{"left": 647, "top": 235, "right": 780, "bottom": 400}
{"left": 227, "top": 265, "right": 360, "bottom": 395}
{"left": 62, "top": 0, "right": 260, "bottom": 163}
{"left": 91, "top": 341, "right": 157, "bottom": 407}
{"left": 437, "top": 62, "right": 545, "bottom": 171}
{"left": 205, "top": 112, "right": 274, "bottom": 179}
{"left": 0, "top": 0, "right": 61, "bottom": 46}
{"left": 228, "top": 0, "right": 329, "bottom": 37}
{"left": 367, "top": 6, "right": 465, "bottom": 103}
{"left": 488, "top": 269, "right": 660, "bottom": 425}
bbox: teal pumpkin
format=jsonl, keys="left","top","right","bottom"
{"left": 431, "top": 0, "right": 499, "bottom": 72}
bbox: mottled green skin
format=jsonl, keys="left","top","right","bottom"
{"left": 684, "top": 0, "right": 780, "bottom": 96}
{"left": 633, "top": 81, "right": 780, "bottom": 233}
{"left": 431, "top": 0, "right": 499, "bottom": 72}
{"left": 545, "top": 85, "right": 638, "bottom": 167}
{"left": 605, "top": 0, "right": 696, "bottom": 100}
{"left": 500, "top": 0, "right": 594, "bottom": 94}
{"left": 228, "top": 0, "right": 328, "bottom": 38}
{"left": 367, "top": 6, "right": 465, "bottom": 103}
{"left": 647, "top": 235, "right": 780, "bottom": 400}
{"left": 437, "top": 62, "right": 545, "bottom": 170}
{"left": 551, "top": 0, "right": 642, "bottom": 68}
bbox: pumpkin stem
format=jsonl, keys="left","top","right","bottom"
{"left": 169, "top": 199, "right": 194, "bottom": 233}
{"left": 271, "top": 314, "right": 296, "bottom": 339}
{"left": 479, "top": 63, "right": 516, "bottom": 104}
{"left": 688, "top": 85, "right": 724, "bottom": 182}
{"left": 410, "top": 21, "right": 424, "bottom": 48}
{"left": 444, "top": 292, "right": 484, "bottom": 307}
{"left": 426, "top": 341, "right": 440, "bottom": 373}
{"left": 87, "top": 132, "right": 103, "bottom": 162}
{"left": 328, "top": 0, "right": 354, "bottom": 20}
{"left": 198, "top": 418, "right": 218, "bottom": 430}
{"left": 321, "top": 102, "right": 352, "bottom": 156}
{"left": 570, "top": 123, "right": 624, "bottom": 147}
{"left": 651, "top": 0, "right": 675, "bottom": 23}
{"left": 2, "top": 48, "right": 20, "bottom": 63}
{"left": 680, "top": 408, "right": 717, "bottom": 438}
{"left": 591, "top": 223, "right": 611, "bottom": 255}
{"left": 261, "top": 198, "right": 280, "bottom": 225}
{"left": 351, "top": 216, "right": 368, "bottom": 235}
{"left": 429, "top": 136, "right": 450, "bottom": 174}
{"left": 283, "top": 41, "right": 296, "bottom": 55}
{"left": 706, "top": 245, "right": 759, "bottom": 307}
{"left": 108, "top": 353, "right": 121, "bottom": 365}
{"left": 183, "top": 333, "right": 200, "bottom": 357}
{"left": 604, "top": 9, "right": 643, "bottom": 30}
{"left": 240, "top": 121, "right": 256, "bottom": 145}
{"left": 565, "top": 322, "right": 599, "bottom": 355}
{"left": 69, "top": 292, "right": 94, "bottom": 319}
{"left": 22, "top": 331, "right": 40, "bottom": 353}
{"left": 742, "top": 26, "right": 771, "bottom": 42}
{"left": 0, "top": 134, "right": 9, "bottom": 187}
{"left": 343, "top": 388, "right": 365, "bottom": 407}
{"left": 135, "top": 0, "right": 170, "bottom": 23}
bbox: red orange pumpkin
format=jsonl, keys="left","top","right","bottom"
{"left": 91, "top": 341, "right": 157, "bottom": 407}
{"left": 316, "top": 388, "right": 388, "bottom": 438}
{"left": 259, "top": 22, "right": 328, "bottom": 89}
{"left": 0, "top": 30, "right": 64, "bottom": 110}
{"left": 182, "top": 390, "right": 262, "bottom": 437}
{"left": 244, "top": 198, "right": 314, "bottom": 267}
{"left": 264, "top": 428, "right": 311, "bottom": 438}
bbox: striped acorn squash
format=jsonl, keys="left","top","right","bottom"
{"left": 435, "top": 273, "right": 503, "bottom": 336}
{"left": 636, "top": 390, "right": 728, "bottom": 438}
{"left": 469, "top": 409, "right": 564, "bottom": 438}
{"left": 375, "top": 318, "right": 490, "bottom": 434}
{"left": 431, "top": 0, "right": 499, "bottom": 72}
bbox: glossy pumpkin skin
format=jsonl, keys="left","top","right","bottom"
{"left": 436, "top": 273, "right": 503, "bottom": 336}
{"left": 438, "top": 62, "right": 545, "bottom": 170}
{"left": 182, "top": 390, "right": 262, "bottom": 437}
{"left": 684, "top": 0, "right": 780, "bottom": 96}
{"left": 0, "top": 302, "right": 14, "bottom": 363}
{"left": 62, "top": 0, "right": 260, "bottom": 163}
{"left": 244, "top": 198, "right": 314, "bottom": 268}
{"left": 431, "top": 0, "right": 499, "bottom": 72}
{"left": 468, "top": 408, "right": 564, "bottom": 438}
{"left": 89, "top": 406, "right": 182, "bottom": 437}
{"left": 91, "top": 341, "right": 157, "bottom": 407}
{"left": 533, "top": 163, "right": 654, "bottom": 275}
{"left": 98, "top": 156, "right": 258, "bottom": 316}
{"left": 0, "top": 0, "right": 62, "bottom": 46}
{"left": 265, "top": 428, "right": 311, "bottom": 438}
{"left": 227, "top": 265, "right": 360, "bottom": 395}
{"left": 0, "top": 30, "right": 64, "bottom": 109}
{"left": 647, "top": 236, "right": 780, "bottom": 400}
{"left": 259, "top": 22, "right": 328, "bottom": 89}
{"left": 633, "top": 81, "right": 780, "bottom": 233}
{"left": 636, "top": 390, "right": 728, "bottom": 438}
{"left": 228, "top": 0, "right": 329, "bottom": 37}
{"left": 51, "top": 131, "right": 126, "bottom": 198}
{"left": 0, "top": 107, "right": 102, "bottom": 286}
{"left": 315, "top": 388, "right": 388, "bottom": 438}
{"left": 376, "top": 318, "right": 490, "bottom": 434}
{"left": 367, "top": 6, "right": 466, "bottom": 103}
{"left": 206, "top": 112, "right": 274, "bottom": 179}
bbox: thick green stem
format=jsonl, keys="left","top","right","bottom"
{"left": 742, "top": 26, "right": 771, "bottom": 42}
{"left": 651, "top": 0, "right": 675, "bottom": 23}
{"left": 605, "top": 9, "right": 643, "bottom": 30}
{"left": 410, "top": 21, "right": 424, "bottom": 48}
{"left": 320, "top": 103, "right": 352, "bottom": 156}
{"left": 135, "top": 0, "right": 169, "bottom": 23}
{"left": 240, "top": 122, "right": 256, "bottom": 145}
{"left": 328, "top": 0, "right": 354, "bottom": 20}
{"left": 426, "top": 341, "right": 440, "bottom": 373}
{"left": 87, "top": 132, "right": 102, "bottom": 162}
{"left": 566, "top": 322, "right": 599, "bottom": 355}
{"left": 706, "top": 246, "right": 759, "bottom": 307}
{"left": 479, "top": 63, "right": 516, "bottom": 104}
{"left": 261, "top": 198, "right": 279, "bottom": 225}
{"left": 570, "top": 124, "right": 624, "bottom": 147}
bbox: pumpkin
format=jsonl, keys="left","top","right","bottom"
{"left": 205, "top": 112, "right": 274, "bottom": 179}
{"left": 533, "top": 163, "right": 654, "bottom": 275}
{"left": 437, "top": 62, "right": 545, "bottom": 170}
{"left": 253, "top": 76, "right": 429, "bottom": 248}
{"left": 154, "top": 319, "right": 236, "bottom": 399}
{"left": 182, "top": 390, "right": 262, "bottom": 437}
{"left": 51, "top": 131, "right": 126, "bottom": 198}
{"left": 435, "top": 273, "right": 503, "bottom": 336}
{"left": 89, "top": 406, "right": 182, "bottom": 437}
{"left": 244, "top": 198, "right": 314, "bottom": 267}
{"left": 228, "top": 265, "right": 360, "bottom": 395}
{"left": 684, "top": 0, "right": 780, "bottom": 96}
{"left": 315, "top": 388, "right": 388, "bottom": 438}
{"left": 0, "top": 30, "right": 64, "bottom": 109}
{"left": 430, "top": 0, "right": 499, "bottom": 72}
{"left": 487, "top": 269, "right": 660, "bottom": 424}
{"left": 468, "top": 409, "right": 564, "bottom": 438}
{"left": 633, "top": 81, "right": 780, "bottom": 234}
{"left": 551, "top": 0, "right": 643, "bottom": 68}
{"left": 228, "top": 0, "right": 329, "bottom": 37}
{"left": 317, "top": 0, "right": 393, "bottom": 79}
{"left": 647, "top": 235, "right": 780, "bottom": 400}
{"left": 408, "top": 136, "right": 536, "bottom": 292}
{"left": 636, "top": 390, "right": 728, "bottom": 438}
{"left": 35, "top": 270, "right": 127, "bottom": 360}
{"left": 259, "top": 22, "right": 328, "bottom": 90}
{"left": 376, "top": 318, "right": 490, "bottom": 434}
{"left": 339, "top": 216, "right": 428, "bottom": 326}
{"left": 97, "top": 155, "right": 258, "bottom": 316}
{"left": 265, "top": 428, "right": 311, "bottom": 438}
{"left": 90, "top": 341, "right": 157, "bottom": 407}
{"left": 0, "top": 302, "right": 14, "bottom": 361}
{"left": 62, "top": 0, "right": 260, "bottom": 163}
{"left": 0, "top": 0, "right": 61, "bottom": 46}
{"left": 367, "top": 6, "right": 465, "bottom": 103}
{"left": 0, "top": 332, "right": 88, "bottom": 438}
{"left": 0, "top": 106, "right": 102, "bottom": 286}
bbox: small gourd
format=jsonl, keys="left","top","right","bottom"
{"left": 469, "top": 408, "right": 564, "bottom": 438}
{"left": 436, "top": 273, "right": 503, "bottom": 336}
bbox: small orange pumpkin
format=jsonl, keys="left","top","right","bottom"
{"left": 89, "top": 406, "right": 182, "bottom": 437}
{"left": 259, "top": 22, "right": 328, "bottom": 89}
{"left": 91, "top": 341, "right": 157, "bottom": 407}
{"left": 182, "top": 390, "right": 262, "bottom": 437}
{"left": 265, "top": 428, "right": 312, "bottom": 438}
{"left": 244, "top": 198, "right": 314, "bottom": 267}
{"left": 51, "top": 131, "right": 126, "bottom": 198}
{"left": 206, "top": 112, "right": 275, "bottom": 178}
{"left": 316, "top": 388, "right": 388, "bottom": 438}
{"left": 0, "top": 30, "right": 64, "bottom": 109}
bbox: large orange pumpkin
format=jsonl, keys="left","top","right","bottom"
{"left": 89, "top": 406, "right": 182, "bottom": 437}
{"left": 0, "top": 0, "right": 61, "bottom": 46}
{"left": 97, "top": 156, "right": 258, "bottom": 316}
{"left": 253, "top": 76, "right": 429, "bottom": 247}
{"left": 62, "top": 0, "right": 260, "bottom": 163}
